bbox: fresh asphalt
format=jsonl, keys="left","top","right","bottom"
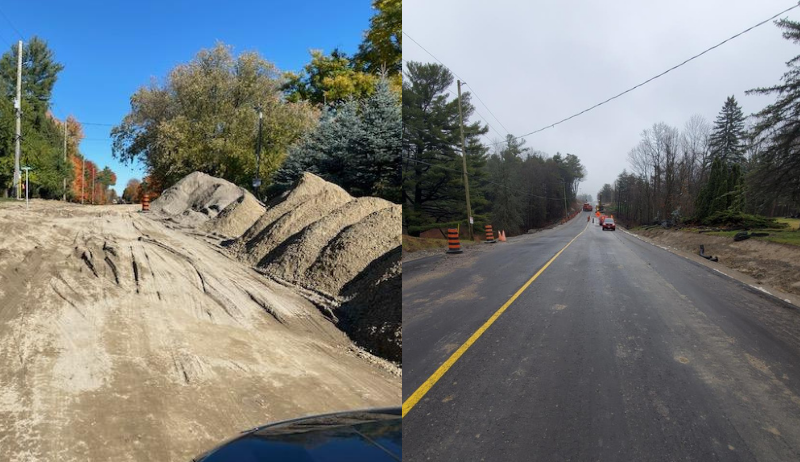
{"left": 402, "top": 212, "right": 800, "bottom": 461}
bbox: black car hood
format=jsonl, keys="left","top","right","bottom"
{"left": 194, "top": 408, "right": 401, "bottom": 462}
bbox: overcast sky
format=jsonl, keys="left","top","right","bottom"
{"left": 403, "top": 0, "right": 800, "bottom": 199}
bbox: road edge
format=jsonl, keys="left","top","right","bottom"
{"left": 619, "top": 227, "right": 798, "bottom": 311}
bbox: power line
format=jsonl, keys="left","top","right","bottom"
{"left": 404, "top": 31, "right": 509, "bottom": 138}
{"left": 465, "top": 83, "right": 510, "bottom": 134}
{"left": 514, "top": 2, "right": 800, "bottom": 140}
{"left": 0, "top": 7, "right": 23, "bottom": 40}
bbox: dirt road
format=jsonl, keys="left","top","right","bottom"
{"left": 0, "top": 200, "right": 400, "bottom": 461}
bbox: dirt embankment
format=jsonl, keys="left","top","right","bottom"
{"left": 0, "top": 199, "right": 399, "bottom": 462}
{"left": 154, "top": 172, "right": 402, "bottom": 363}
{"left": 634, "top": 228, "right": 800, "bottom": 296}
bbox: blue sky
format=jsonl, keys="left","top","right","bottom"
{"left": 0, "top": 0, "right": 374, "bottom": 193}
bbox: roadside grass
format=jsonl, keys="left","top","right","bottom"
{"left": 403, "top": 234, "right": 480, "bottom": 253}
{"left": 629, "top": 223, "right": 800, "bottom": 247}
{"left": 776, "top": 217, "right": 800, "bottom": 230}
{"left": 692, "top": 228, "right": 800, "bottom": 247}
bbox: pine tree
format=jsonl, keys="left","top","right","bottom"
{"left": 747, "top": 19, "right": 800, "bottom": 201}
{"left": 359, "top": 77, "right": 401, "bottom": 202}
{"left": 708, "top": 95, "right": 746, "bottom": 167}
{"left": 487, "top": 135, "right": 524, "bottom": 234}
{"left": 272, "top": 78, "right": 400, "bottom": 202}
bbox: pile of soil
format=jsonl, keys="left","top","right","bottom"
{"left": 339, "top": 247, "right": 402, "bottom": 362}
{"left": 232, "top": 173, "right": 402, "bottom": 362}
{"left": 150, "top": 172, "right": 264, "bottom": 236}
{"left": 204, "top": 192, "right": 265, "bottom": 238}
{"left": 156, "top": 171, "right": 402, "bottom": 362}
{"left": 635, "top": 228, "right": 800, "bottom": 295}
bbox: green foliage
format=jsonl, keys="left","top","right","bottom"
{"left": 486, "top": 136, "right": 524, "bottom": 234}
{"left": 401, "top": 61, "right": 489, "bottom": 235}
{"left": 0, "top": 37, "right": 64, "bottom": 119}
{"left": 355, "top": 0, "right": 401, "bottom": 76}
{"left": 402, "top": 61, "right": 588, "bottom": 236}
{"left": 0, "top": 38, "right": 80, "bottom": 199}
{"left": 701, "top": 210, "right": 784, "bottom": 229}
{"left": 708, "top": 95, "right": 746, "bottom": 166}
{"left": 283, "top": 50, "right": 379, "bottom": 105}
{"left": 111, "top": 43, "right": 318, "bottom": 190}
{"left": 747, "top": 19, "right": 800, "bottom": 202}
{"left": 272, "top": 78, "right": 400, "bottom": 202}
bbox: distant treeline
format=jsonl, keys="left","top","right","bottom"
{"left": 0, "top": 38, "right": 118, "bottom": 203}
{"left": 602, "top": 19, "right": 800, "bottom": 226}
{"left": 402, "top": 61, "right": 587, "bottom": 237}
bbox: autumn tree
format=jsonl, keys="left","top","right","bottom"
{"left": 122, "top": 179, "right": 141, "bottom": 203}
{"left": 111, "top": 43, "right": 318, "bottom": 190}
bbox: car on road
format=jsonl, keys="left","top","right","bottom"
{"left": 602, "top": 218, "right": 616, "bottom": 231}
{"left": 192, "top": 408, "right": 402, "bottom": 462}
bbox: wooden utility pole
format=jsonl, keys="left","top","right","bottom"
{"left": 91, "top": 168, "right": 95, "bottom": 204}
{"left": 456, "top": 80, "right": 474, "bottom": 240}
{"left": 63, "top": 121, "right": 67, "bottom": 201}
{"left": 81, "top": 158, "right": 85, "bottom": 204}
{"left": 14, "top": 40, "right": 22, "bottom": 200}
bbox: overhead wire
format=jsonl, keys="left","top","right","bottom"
{"left": 513, "top": 2, "right": 800, "bottom": 140}
{"left": 0, "top": 6, "right": 24, "bottom": 40}
{"left": 406, "top": 3, "right": 800, "bottom": 142}
{"left": 404, "top": 30, "right": 509, "bottom": 140}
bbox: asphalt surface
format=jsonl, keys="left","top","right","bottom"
{"left": 402, "top": 212, "right": 800, "bottom": 461}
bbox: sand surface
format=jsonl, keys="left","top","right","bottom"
{"left": 0, "top": 200, "right": 400, "bottom": 461}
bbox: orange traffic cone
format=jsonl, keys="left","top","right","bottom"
{"left": 499, "top": 230, "right": 506, "bottom": 242}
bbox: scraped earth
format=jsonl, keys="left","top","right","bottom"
{"left": 0, "top": 196, "right": 400, "bottom": 461}
{"left": 633, "top": 228, "right": 800, "bottom": 296}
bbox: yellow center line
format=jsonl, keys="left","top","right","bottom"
{"left": 402, "top": 220, "right": 590, "bottom": 417}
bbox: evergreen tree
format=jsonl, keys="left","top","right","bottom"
{"left": 359, "top": 78, "right": 401, "bottom": 202}
{"left": 272, "top": 78, "right": 400, "bottom": 202}
{"left": 401, "top": 61, "right": 487, "bottom": 234}
{"left": 747, "top": 19, "right": 800, "bottom": 201}
{"left": 728, "top": 163, "right": 745, "bottom": 213}
{"left": 486, "top": 135, "right": 525, "bottom": 234}
{"left": 0, "top": 37, "right": 64, "bottom": 121}
{"left": 708, "top": 96, "right": 746, "bottom": 167}
{"left": 695, "top": 157, "right": 729, "bottom": 220}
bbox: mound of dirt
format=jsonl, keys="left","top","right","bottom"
{"left": 339, "top": 247, "right": 402, "bottom": 362}
{"left": 230, "top": 172, "right": 402, "bottom": 361}
{"left": 237, "top": 173, "right": 353, "bottom": 264}
{"left": 203, "top": 192, "right": 265, "bottom": 238}
{"left": 303, "top": 205, "right": 402, "bottom": 297}
{"left": 262, "top": 197, "right": 394, "bottom": 287}
{"left": 154, "top": 171, "right": 402, "bottom": 362}
{"left": 151, "top": 172, "right": 261, "bottom": 233}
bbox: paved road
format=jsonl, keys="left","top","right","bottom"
{"left": 403, "top": 212, "right": 800, "bottom": 461}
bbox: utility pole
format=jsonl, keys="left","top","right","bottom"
{"left": 91, "top": 167, "right": 95, "bottom": 204}
{"left": 81, "top": 158, "right": 85, "bottom": 204}
{"left": 253, "top": 107, "right": 263, "bottom": 194}
{"left": 456, "top": 80, "right": 474, "bottom": 240}
{"left": 560, "top": 180, "right": 567, "bottom": 221}
{"left": 63, "top": 121, "right": 68, "bottom": 201}
{"left": 14, "top": 40, "right": 22, "bottom": 200}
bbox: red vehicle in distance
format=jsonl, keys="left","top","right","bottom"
{"left": 602, "top": 217, "right": 616, "bottom": 231}
{"left": 583, "top": 203, "right": 593, "bottom": 212}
